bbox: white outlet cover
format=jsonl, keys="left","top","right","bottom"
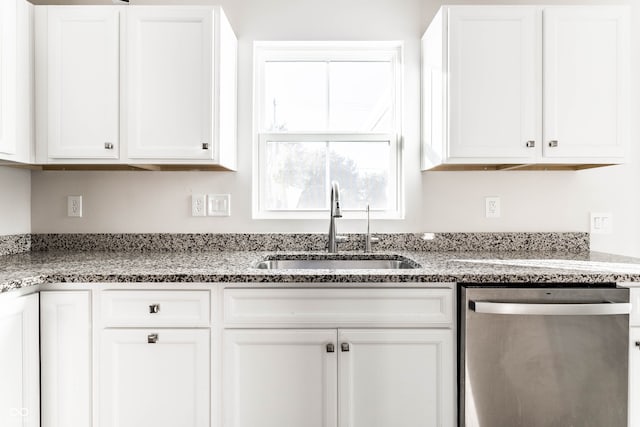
{"left": 67, "top": 195, "right": 82, "bottom": 217}
{"left": 208, "top": 194, "right": 231, "bottom": 217}
{"left": 590, "top": 212, "right": 613, "bottom": 235}
{"left": 485, "top": 197, "right": 501, "bottom": 218}
{"left": 191, "top": 194, "right": 206, "bottom": 217}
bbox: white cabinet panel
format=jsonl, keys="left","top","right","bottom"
{"left": 45, "top": 6, "right": 120, "bottom": 159}
{"left": 125, "top": 7, "right": 214, "bottom": 160}
{"left": 543, "top": 7, "right": 629, "bottom": 161}
{"left": 100, "top": 290, "right": 211, "bottom": 327}
{"left": 0, "top": 0, "right": 33, "bottom": 163}
{"left": 338, "top": 329, "right": 454, "bottom": 427}
{"left": 99, "top": 328, "right": 210, "bottom": 427}
{"left": 448, "top": 6, "right": 539, "bottom": 162}
{"left": 0, "top": 293, "right": 40, "bottom": 427}
{"left": 223, "top": 329, "right": 338, "bottom": 427}
{"left": 40, "top": 291, "right": 91, "bottom": 427}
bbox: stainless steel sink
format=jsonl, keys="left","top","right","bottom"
{"left": 255, "top": 256, "right": 420, "bottom": 270}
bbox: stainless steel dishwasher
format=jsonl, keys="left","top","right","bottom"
{"left": 459, "top": 285, "right": 631, "bottom": 427}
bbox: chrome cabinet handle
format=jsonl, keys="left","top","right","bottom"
{"left": 525, "top": 140, "right": 535, "bottom": 148}
{"left": 341, "top": 343, "right": 350, "bottom": 352}
{"left": 202, "top": 143, "right": 209, "bottom": 150}
{"left": 147, "top": 333, "right": 158, "bottom": 344}
{"left": 326, "top": 343, "right": 335, "bottom": 353}
{"left": 104, "top": 142, "right": 114, "bottom": 150}
{"left": 548, "top": 140, "right": 558, "bottom": 148}
{"left": 471, "top": 301, "right": 631, "bottom": 316}
{"left": 149, "top": 304, "right": 160, "bottom": 314}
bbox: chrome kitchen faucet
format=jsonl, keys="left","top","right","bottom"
{"left": 327, "top": 181, "right": 346, "bottom": 253}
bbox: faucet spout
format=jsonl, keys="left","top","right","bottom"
{"left": 328, "top": 181, "right": 345, "bottom": 252}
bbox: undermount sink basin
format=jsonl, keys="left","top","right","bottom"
{"left": 255, "top": 255, "right": 420, "bottom": 270}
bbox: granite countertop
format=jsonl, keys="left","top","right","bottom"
{"left": 3, "top": 249, "right": 640, "bottom": 293}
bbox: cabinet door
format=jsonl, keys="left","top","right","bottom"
{"left": 40, "top": 291, "right": 91, "bottom": 427}
{"left": 543, "top": 7, "right": 629, "bottom": 161}
{"left": 46, "top": 7, "right": 119, "bottom": 159}
{"left": 99, "top": 329, "right": 210, "bottom": 427}
{"left": 338, "top": 329, "right": 454, "bottom": 427}
{"left": 126, "top": 7, "right": 214, "bottom": 160}
{"left": 223, "top": 329, "right": 338, "bottom": 427}
{"left": 630, "top": 328, "right": 640, "bottom": 427}
{"left": 448, "top": 7, "right": 539, "bottom": 162}
{"left": 0, "top": 293, "right": 40, "bottom": 427}
{"left": 0, "top": 0, "right": 17, "bottom": 156}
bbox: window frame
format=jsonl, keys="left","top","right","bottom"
{"left": 252, "top": 41, "right": 404, "bottom": 220}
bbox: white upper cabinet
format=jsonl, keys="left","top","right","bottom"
{"left": 36, "top": 5, "right": 237, "bottom": 168}
{"left": 0, "top": 0, "right": 33, "bottom": 163}
{"left": 125, "top": 7, "right": 213, "bottom": 161}
{"left": 447, "top": 7, "right": 539, "bottom": 164}
{"left": 40, "top": 7, "right": 120, "bottom": 160}
{"left": 421, "top": 5, "right": 630, "bottom": 170}
{"left": 543, "top": 7, "right": 629, "bottom": 161}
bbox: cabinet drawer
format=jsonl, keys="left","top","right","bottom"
{"left": 630, "top": 288, "right": 640, "bottom": 326}
{"left": 224, "top": 288, "right": 453, "bottom": 327}
{"left": 101, "top": 290, "right": 210, "bottom": 327}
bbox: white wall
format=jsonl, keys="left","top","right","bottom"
{"left": 0, "top": 166, "right": 31, "bottom": 235}
{"left": 29, "top": 0, "right": 640, "bottom": 257}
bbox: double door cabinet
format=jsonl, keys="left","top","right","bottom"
{"left": 26, "top": 285, "right": 455, "bottom": 427}
{"left": 421, "top": 5, "right": 630, "bottom": 170}
{"left": 34, "top": 5, "right": 237, "bottom": 168}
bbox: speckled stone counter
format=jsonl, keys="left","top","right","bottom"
{"left": 3, "top": 249, "right": 640, "bottom": 293}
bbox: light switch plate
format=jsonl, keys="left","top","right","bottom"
{"left": 590, "top": 212, "right": 612, "bottom": 234}
{"left": 67, "top": 195, "right": 82, "bottom": 217}
{"left": 208, "top": 194, "right": 231, "bottom": 217}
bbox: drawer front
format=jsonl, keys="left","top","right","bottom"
{"left": 224, "top": 288, "right": 453, "bottom": 327}
{"left": 101, "top": 290, "right": 210, "bottom": 327}
{"left": 631, "top": 288, "right": 640, "bottom": 326}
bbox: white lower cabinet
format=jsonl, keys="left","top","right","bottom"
{"left": 338, "top": 329, "right": 454, "bottom": 427}
{"left": 40, "top": 291, "right": 92, "bottom": 427}
{"left": 0, "top": 293, "right": 39, "bottom": 427}
{"left": 224, "top": 329, "right": 338, "bottom": 427}
{"left": 630, "top": 327, "right": 640, "bottom": 427}
{"left": 224, "top": 328, "right": 453, "bottom": 427}
{"left": 99, "top": 328, "right": 210, "bottom": 427}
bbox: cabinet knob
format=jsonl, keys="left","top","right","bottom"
{"left": 326, "top": 343, "right": 335, "bottom": 353}
{"left": 149, "top": 304, "right": 160, "bottom": 314}
{"left": 104, "top": 142, "right": 114, "bottom": 150}
{"left": 341, "top": 342, "right": 350, "bottom": 352}
{"left": 147, "top": 333, "right": 158, "bottom": 344}
{"left": 635, "top": 341, "right": 640, "bottom": 349}
{"left": 548, "top": 140, "right": 559, "bottom": 148}
{"left": 202, "top": 143, "right": 209, "bottom": 150}
{"left": 525, "top": 140, "right": 535, "bottom": 148}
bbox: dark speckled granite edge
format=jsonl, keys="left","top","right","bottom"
{"left": 0, "top": 234, "right": 31, "bottom": 256}
{"left": 30, "top": 232, "right": 589, "bottom": 253}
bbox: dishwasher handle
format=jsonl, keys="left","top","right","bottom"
{"left": 470, "top": 301, "right": 632, "bottom": 316}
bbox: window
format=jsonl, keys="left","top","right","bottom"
{"left": 253, "top": 42, "right": 403, "bottom": 219}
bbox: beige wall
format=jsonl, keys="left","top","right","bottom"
{"left": 0, "top": 166, "right": 31, "bottom": 235}
{"left": 28, "top": 0, "right": 640, "bottom": 257}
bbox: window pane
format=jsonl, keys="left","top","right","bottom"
{"left": 264, "top": 141, "right": 327, "bottom": 210}
{"left": 329, "top": 62, "right": 393, "bottom": 132}
{"left": 329, "top": 141, "right": 390, "bottom": 210}
{"left": 264, "top": 62, "right": 327, "bottom": 131}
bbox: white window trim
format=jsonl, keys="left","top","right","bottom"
{"left": 252, "top": 41, "right": 404, "bottom": 220}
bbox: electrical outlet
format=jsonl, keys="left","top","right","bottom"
{"left": 208, "top": 194, "right": 231, "bottom": 217}
{"left": 67, "top": 195, "right": 83, "bottom": 217}
{"left": 590, "top": 212, "right": 612, "bottom": 235}
{"left": 191, "top": 194, "right": 206, "bottom": 217}
{"left": 485, "top": 197, "right": 500, "bottom": 218}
